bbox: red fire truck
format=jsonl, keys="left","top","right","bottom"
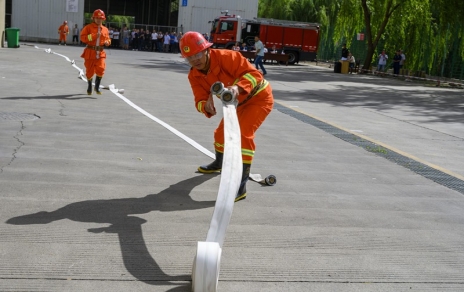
{"left": 209, "top": 13, "right": 320, "bottom": 64}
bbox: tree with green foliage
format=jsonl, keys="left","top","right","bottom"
{"left": 259, "top": 0, "right": 464, "bottom": 78}
{"left": 336, "top": 0, "right": 464, "bottom": 74}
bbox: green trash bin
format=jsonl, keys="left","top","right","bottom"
{"left": 6, "top": 27, "right": 20, "bottom": 48}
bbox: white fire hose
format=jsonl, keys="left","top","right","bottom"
{"left": 191, "top": 83, "right": 242, "bottom": 292}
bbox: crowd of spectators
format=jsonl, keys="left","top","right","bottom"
{"left": 75, "top": 25, "right": 183, "bottom": 53}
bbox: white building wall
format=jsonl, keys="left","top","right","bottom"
{"left": 178, "top": 0, "right": 258, "bottom": 35}
{"left": 12, "top": 0, "right": 84, "bottom": 43}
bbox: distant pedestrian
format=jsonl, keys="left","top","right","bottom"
{"left": 377, "top": 50, "right": 388, "bottom": 72}
{"left": 254, "top": 36, "right": 267, "bottom": 75}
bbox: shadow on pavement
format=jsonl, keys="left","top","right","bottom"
{"left": 6, "top": 174, "right": 219, "bottom": 290}
{"left": 267, "top": 67, "right": 464, "bottom": 125}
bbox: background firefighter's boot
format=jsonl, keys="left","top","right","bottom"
{"left": 95, "top": 76, "right": 102, "bottom": 95}
{"left": 235, "top": 163, "right": 251, "bottom": 202}
{"left": 198, "top": 151, "right": 223, "bottom": 173}
{"left": 87, "top": 78, "right": 93, "bottom": 95}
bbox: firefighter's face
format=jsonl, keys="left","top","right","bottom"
{"left": 94, "top": 18, "right": 104, "bottom": 25}
{"left": 188, "top": 50, "right": 208, "bottom": 70}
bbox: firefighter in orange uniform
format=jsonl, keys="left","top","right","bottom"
{"left": 180, "top": 31, "right": 274, "bottom": 202}
{"left": 58, "top": 21, "right": 69, "bottom": 45}
{"left": 80, "top": 9, "right": 111, "bottom": 95}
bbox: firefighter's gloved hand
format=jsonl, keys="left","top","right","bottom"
{"left": 205, "top": 94, "right": 217, "bottom": 116}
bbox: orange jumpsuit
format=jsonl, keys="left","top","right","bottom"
{"left": 80, "top": 23, "right": 111, "bottom": 79}
{"left": 188, "top": 49, "right": 274, "bottom": 164}
{"left": 58, "top": 24, "right": 69, "bottom": 43}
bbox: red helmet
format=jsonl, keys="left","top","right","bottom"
{"left": 92, "top": 9, "right": 106, "bottom": 20}
{"left": 179, "top": 31, "right": 212, "bottom": 58}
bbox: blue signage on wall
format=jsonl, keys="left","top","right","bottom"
{"left": 182, "top": 0, "right": 188, "bottom": 6}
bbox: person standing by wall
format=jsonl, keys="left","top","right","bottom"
{"left": 112, "top": 28, "right": 120, "bottom": 48}
{"left": 58, "top": 21, "right": 69, "bottom": 45}
{"left": 122, "top": 26, "right": 130, "bottom": 50}
{"left": 163, "top": 32, "right": 170, "bottom": 52}
{"left": 80, "top": 9, "right": 111, "bottom": 95}
{"left": 151, "top": 29, "right": 158, "bottom": 52}
{"left": 180, "top": 31, "right": 274, "bottom": 202}
{"left": 156, "top": 31, "right": 164, "bottom": 52}
{"left": 254, "top": 36, "right": 267, "bottom": 75}
{"left": 72, "top": 24, "right": 79, "bottom": 45}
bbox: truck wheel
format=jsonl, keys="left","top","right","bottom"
{"left": 287, "top": 51, "right": 298, "bottom": 65}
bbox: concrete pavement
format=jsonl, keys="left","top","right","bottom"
{"left": 1, "top": 43, "right": 464, "bottom": 291}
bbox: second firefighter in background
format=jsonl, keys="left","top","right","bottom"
{"left": 80, "top": 9, "right": 111, "bottom": 95}
{"left": 58, "top": 21, "right": 69, "bottom": 45}
{"left": 180, "top": 31, "right": 274, "bottom": 202}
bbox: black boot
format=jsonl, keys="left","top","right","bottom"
{"left": 235, "top": 163, "right": 250, "bottom": 202}
{"left": 198, "top": 151, "right": 223, "bottom": 173}
{"left": 95, "top": 76, "right": 102, "bottom": 95}
{"left": 87, "top": 78, "right": 93, "bottom": 95}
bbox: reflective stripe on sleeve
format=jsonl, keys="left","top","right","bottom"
{"left": 197, "top": 100, "right": 206, "bottom": 113}
{"left": 242, "top": 73, "right": 257, "bottom": 88}
{"left": 254, "top": 79, "right": 269, "bottom": 96}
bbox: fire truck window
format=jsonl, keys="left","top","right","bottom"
{"left": 246, "top": 24, "right": 259, "bottom": 34}
{"left": 211, "top": 20, "right": 219, "bottom": 33}
{"left": 221, "top": 22, "right": 234, "bottom": 32}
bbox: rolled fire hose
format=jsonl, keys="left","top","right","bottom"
{"left": 25, "top": 46, "right": 247, "bottom": 290}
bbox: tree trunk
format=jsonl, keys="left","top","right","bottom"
{"left": 360, "top": 0, "right": 401, "bottom": 72}
{"left": 363, "top": 45, "right": 376, "bottom": 72}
